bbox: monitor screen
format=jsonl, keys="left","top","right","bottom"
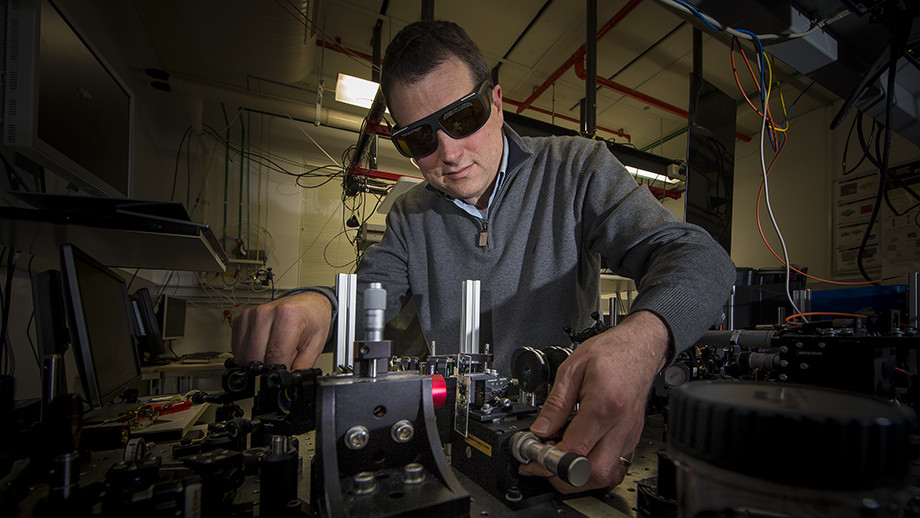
{"left": 158, "top": 294, "right": 187, "bottom": 341}
{"left": 2, "top": 0, "right": 133, "bottom": 197}
{"left": 60, "top": 244, "right": 141, "bottom": 407}
{"left": 130, "top": 287, "right": 166, "bottom": 360}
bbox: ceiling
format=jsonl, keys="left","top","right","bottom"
{"left": 128, "top": 0, "right": 916, "bottom": 159}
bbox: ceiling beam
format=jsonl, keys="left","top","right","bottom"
{"left": 515, "top": 0, "right": 644, "bottom": 115}
{"left": 573, "top": 58, "right": 752, "bottom": 142}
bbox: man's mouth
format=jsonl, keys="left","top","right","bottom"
{"left": 445, "top": 165, "right": 472, "bottom": 179}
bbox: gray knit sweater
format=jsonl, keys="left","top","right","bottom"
{"left": 330, "top": 124, "right": 735, "bottom": 373}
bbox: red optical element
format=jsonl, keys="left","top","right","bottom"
{"left": 430, "top": 375, "right": 447, "bottom": 409}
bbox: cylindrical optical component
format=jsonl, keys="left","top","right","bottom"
{"left": 364, "top": 283, "right": 386, "bottom": 342}
{"left": 510, "top": 431, "right": 591, "bottom": 487}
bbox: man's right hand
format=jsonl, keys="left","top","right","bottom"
{"left": 231, "top": 291, "right": 333, "bottom": 370}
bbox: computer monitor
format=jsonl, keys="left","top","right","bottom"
{"left": 1, "top": 0, "right": 134, "bottom": 197}
{"left": 130, "top": 287, "right": 166, "bottom": 362}
{"left": 60, "top": 244, "right": 141, "bottom": 407}
{"left": 157, "top": 294, "right": 187, "bottom": 341}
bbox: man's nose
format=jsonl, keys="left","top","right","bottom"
{"left": 435, "top": 129, "right": 463, "bottom": 164}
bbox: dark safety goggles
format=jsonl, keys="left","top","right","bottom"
{"left": 389, "top": 79, "right": 493, "bottom": 159}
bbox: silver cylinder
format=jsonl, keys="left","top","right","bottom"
{"left": 364, "top": 282, "right": 386, "bottom": 342}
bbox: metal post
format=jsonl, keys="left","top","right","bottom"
{"left": 460, "top": 280, "right": 481, "bottom": 355}
{"left": 421, "top": 0, "right": 434, "bottom": 21}
{"left": 335, "top": 273, "right": 357, "bottom": 371}
{"left": 584, "top": 0, "right": 597, "bottom": 136}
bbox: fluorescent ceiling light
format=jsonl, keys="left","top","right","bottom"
{"left": 625, "top": 166, "right": 679, "bottom": 184}
{"left": 335, "top": 73, "right": 380, "bottom": 109}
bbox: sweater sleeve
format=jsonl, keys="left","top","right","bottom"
{"left": 578, "top": 141, "right": 736, "bottom": 355}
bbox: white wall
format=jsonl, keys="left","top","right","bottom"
{"left": 731, "top": 102, "right": 920, "bottom": 286}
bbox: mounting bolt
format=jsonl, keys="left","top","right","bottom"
{"left": 345, "top": 426, "right": 369, "bottom": 450}
{"left": 402, "top": 462, "right": 425, "bottom": 484}
{"left": 391, "top": 420, "right": 414, "bottom": 443}
{"left": 353, "top": 472, "right": 376, "bottom": 494}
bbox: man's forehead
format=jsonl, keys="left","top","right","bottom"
{"left": 387, "top": 67, "right": 475, "bottom": 125}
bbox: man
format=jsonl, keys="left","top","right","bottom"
{"left": 233, "top": 20, "right": 735, "bottom": 491}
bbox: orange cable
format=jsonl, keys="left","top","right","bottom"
{"left": 755, "top": 150, "right": 919, "bottom": 285}
{"left": 785, "top": 312, "right": 868, "bottom": 323}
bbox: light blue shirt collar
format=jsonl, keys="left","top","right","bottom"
{"left": 452, "top": 133, "right": 509, "bottom": 220}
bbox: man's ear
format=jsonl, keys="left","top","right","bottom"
{"left": 492, "top": 84, "right": 504, "bottom": 124}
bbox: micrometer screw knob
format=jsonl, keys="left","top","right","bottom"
{"left": 509, "top": 430, "right": 591, "bottom": 487}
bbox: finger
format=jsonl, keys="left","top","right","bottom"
{"left": 553, "top": 409, "right": 645, "bottom": 492}
{"left": 232, "top": 308, "right": 269, "bottom": 364}
{"left": 263, "top": 303, "right": 311, "bottom": 368}
{"left": 244, "top": 304, "right": 280, "bottom": 364}
{"left": 552, "top": 391, "right": 617, "bottom": 456}
{"left": 291, "top": 332, "right": 325, "bottom": 370}
{"left": 531, "top": 358, "right": 586, "bottom": 437}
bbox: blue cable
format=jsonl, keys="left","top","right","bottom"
{"left": 670, "top": 0, "right": 721, "bottom": 32}
{"left": 734, "top": 29, "right": 766, "bottom": 108}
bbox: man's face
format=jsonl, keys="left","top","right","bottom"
{"left": 387, "top": 57, "right": 504, "bottom": 209}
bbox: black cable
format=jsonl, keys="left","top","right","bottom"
{"left": 26, "top": 312, "right": 40, "bottom": 371}
{"left": 853, "top": 113, "right": 920, "bottom": 216}
{"left": 25, "top": 256, "right": 39, "bottom": 370}
{"left": 323, "top": 229, "right": 360, "bottom": 268}
{"left": 1, "top": 249, "right": 21, "bottom": 376}
{"left": 856, "top": 43, "right": 900, "bottom": 284}
{"left": 856, "top": 112, "right": 881, "bottom": 170}
{"left": 0, "top": 148, "right": 32, "bottom": 193}
{"left": 187, "top": 130, "right": 193, "bottom": 208}
{"left": 842, "top": 112, "right": 873, "bottom": 175}
{"left": 126, "top": 268, "right": 140, "bottom": 293}
{"left": 170, "top": 127, "right": 193, "bottom": 203}
{"left": 201, "top": 124, "right": 341, "bottom": 185}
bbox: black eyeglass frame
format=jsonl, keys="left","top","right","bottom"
{"left": 388, "top": 79, "right": 494, "bottom": 159}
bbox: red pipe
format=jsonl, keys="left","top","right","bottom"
{"left": 360, "top": 95, "right": 634, "bottom": 141}
{"left": 315, "top": 38, "right": 634, "bottom": 141}
{"left": 317, "top": 39, "right": 375, "bottom": 64}
{"left": 574, "top": 59, "right": 688, "bottom": 119}
{"left": 503, "top": 98, "right": 631, "bottom": 141}
{"left": 350, "top": 166, "right": 406, "bottom": 182}
{"left": 515, "top": 0, "right": 644, "bottom": 114}
{"left": 574, "top": 59, "right": 753, "bottom": 143}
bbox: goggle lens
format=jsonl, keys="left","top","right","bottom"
{"left": 390, "top": 80, "right": 492, "bottom": 159}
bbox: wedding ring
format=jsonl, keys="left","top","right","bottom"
{"left": 618, "top": 456, "right": 632, "bottom": 468}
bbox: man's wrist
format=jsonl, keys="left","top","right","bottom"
{"left": 619, "top": 310, "right": 672, "bottom": 371}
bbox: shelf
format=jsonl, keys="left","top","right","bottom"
{"left": 0, "top": 193, "right": 227, "bottom": 272}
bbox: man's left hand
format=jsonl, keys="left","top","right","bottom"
{"left": 518, "top": 310, "right": 670, "bottom": 492}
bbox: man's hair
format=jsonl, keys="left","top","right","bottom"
{"left": 380, "top": 20, "right": 491, "bottom": 115}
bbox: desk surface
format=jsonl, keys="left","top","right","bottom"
{"left": 82, "top": 400, "right": 211, "bottom": 444}
{"left": 141, "top": 360, "right": 231, "bottom": 374}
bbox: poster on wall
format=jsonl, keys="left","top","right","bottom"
{"left": 834, "top": 161, "right": 920, "bottom": 277}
